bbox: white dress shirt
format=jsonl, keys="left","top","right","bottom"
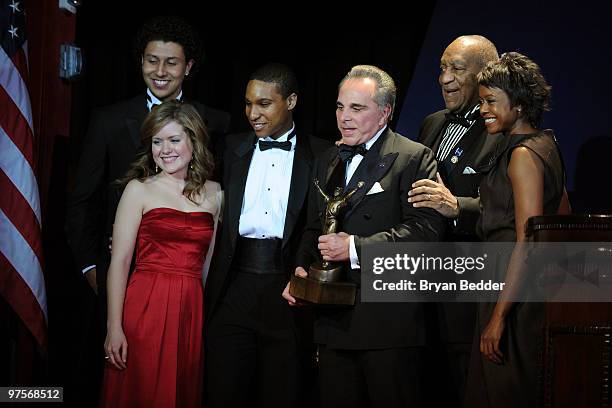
{"left": 238, "top": 125, "right": 296, "bottom": 239}
{"left": 146, "top": 88, "right": 183, "bottom": 111}
{"left": 436, "top": 104, "right": 479, "bottom": 161}
{"left": 347, "top": 126, "right": 387, "bottom": 269}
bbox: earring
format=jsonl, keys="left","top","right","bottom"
{"left": 189, "top": 162, "right": 194, "bottom": 170}
{"left": 155, "top": 164, "right": 159, "bottom": 173}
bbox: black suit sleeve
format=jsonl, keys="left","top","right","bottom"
{"left": 417, "top": 117, "right": 428, "bottom": 144}
{"left": 65, "top": 110, "right": 108, "bottom": 273}
{"left": 195, "top": 103, "right": 231, "bottom": 185}
{"left": 455, "top": 196, "right": 481, "bottom": 234}
{"left": 354, "top": 147, "right": 445, "bottom": 257}
{"left": 293, "top": 137, "right": 334, "bottom": 271}
{"left": 417, "top": 113, "right": 436, "bottom": 145}
{"left": 295, "top": 157, "right": 325, "bottom": 270}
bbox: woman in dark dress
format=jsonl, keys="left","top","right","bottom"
{"left": 464, "top": 52, "right": 570, "bottom": 407}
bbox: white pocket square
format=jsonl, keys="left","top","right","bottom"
{"left": 366, "top": 182, "right": 384, "bottom": 195}
{"left": 462, "top": 166, "right": 477, "bottom": 174}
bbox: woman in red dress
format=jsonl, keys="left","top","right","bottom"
{"left": 100, "top": 101, "right": 221, "bottom": 407}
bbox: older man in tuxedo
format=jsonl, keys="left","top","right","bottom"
{"left": 407, "top": 35, "right": 499, "bottom": 406}
{"left": 408, "top": 35, "right": 499, "bottom": 235}
{"left": 284, "top": 65, "right": 445, "bottom": 407}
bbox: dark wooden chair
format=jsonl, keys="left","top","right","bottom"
{"left": 526, "top": 214, "right": 612, "bottom": 408}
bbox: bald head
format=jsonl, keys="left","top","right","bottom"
{"left": 448, "top": 35, "right": 498, "bottom": 71}
{"left": 439, "top": 35, "right": 498, "bottom": 112}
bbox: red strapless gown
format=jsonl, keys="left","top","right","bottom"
{"left": 101, "top": 208, "right": 214, "bottom": 408}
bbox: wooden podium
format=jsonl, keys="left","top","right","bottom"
{"left": 526, "top": 214, "right": 612, "bottom": 408}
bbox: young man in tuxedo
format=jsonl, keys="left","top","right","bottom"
{"left": 407, "top": 35, "right": 499, "bottom": 406}
{"left": 67, "top": 15, "right": 229, "bottom": 298}
{"left": 205, "top": 63, "right": 329, "bottom": 407}
{"left": 284, "top": 65, "right": 445, "bottom": 407}
{"left": 65, "top": 16, "right": 229, "bottom": 403}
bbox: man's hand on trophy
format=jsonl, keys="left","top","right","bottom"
{"left": 282, "top": 267, "right": 309, "bottom": 306}
{"left": 318, "top": 232, "right": 350, "bottom": 261}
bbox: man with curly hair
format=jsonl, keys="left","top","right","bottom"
{"left": 67, "top": 16, "right": 229, "bottom": 297}
{"left": 65, "top": 17, "right": 230, "bottom": 403}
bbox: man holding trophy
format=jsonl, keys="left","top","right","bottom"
{"left": 283, "top": 65, "right": 445, "bottom": 407}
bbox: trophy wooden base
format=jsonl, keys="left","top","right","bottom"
{"left": 289, "top": 275, "right": 356, "bottom": 306}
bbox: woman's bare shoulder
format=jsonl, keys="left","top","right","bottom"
{"left": 204, "top": 179, "right": 221, "bottom": 193}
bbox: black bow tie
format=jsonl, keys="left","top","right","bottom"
{"left": 338, "top": 143, "right": 368, "bottom": 163}
{"left": 258, "top": 140, "right": 292, "bottom": 151}
{"left": 444, "top": 112, "right": 472, "bottom": 128}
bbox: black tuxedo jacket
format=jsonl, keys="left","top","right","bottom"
{"left": 296, "top": 128, "right": 446, "bottom": 350}
{"left": 66, "top": 93, "right": 230, "bottom": 288}
{"left": 418, "top": 109, "right": 499, "bottom": 239}
{"left": 419, "top": 109, "right": 499, "bottom": 344}
{"left": 205, "top": 131, "right": 330, "bottom": 318}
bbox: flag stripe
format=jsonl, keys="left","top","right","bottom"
{"left": 0, "top": 125, "right": 41, "bottom": 223}
{"left": 0, "top": 85, "right": 35, "bottom": 169}
{"left": 0, "top": 46, "right": 33, "bottom": 133}
{"left": 0, "top": 209, "right": 46, "bottom": 320}
{"left": 0, "top": 252, "right": 47, "bottom": 346}
{"left": 0, "top": 171, "right": 43, "bottom": 262}
{"left": 10, "top": 45, "right": 29, "bottom": 83}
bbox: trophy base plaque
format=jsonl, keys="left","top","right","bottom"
{"left": 289, "top": 274, "right": 356, "bottom": 306}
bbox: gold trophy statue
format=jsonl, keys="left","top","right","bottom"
{"left": 289, "top": 179, "right": 364, "bottom": 305}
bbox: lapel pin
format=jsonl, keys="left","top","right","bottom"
{"left": 450, "top": 147, "right": 463, "bottom": 164}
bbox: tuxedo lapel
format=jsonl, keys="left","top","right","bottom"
{"left": 427, "top": 111, "right": 449, "bottom": 154}
{"left": 125, "top": 94, "right": 148, "bottom": 150}
{"left": 325, "top": 154, "right": 342, "bottom": 188}
{"left": 282, "top": 134, "right": 312, "bottom": 248}
{"left": 344, "top": 129, "right": 397, "bottom": 219}
{"left": 227, "top": 133, "right": 257, "bottom": 247}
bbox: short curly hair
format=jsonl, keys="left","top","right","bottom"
{"left": 477, "top": 52, "right": 551, "bottom": 128}
{"left": 135, "top": 16, "right": 203, "bottom": 71}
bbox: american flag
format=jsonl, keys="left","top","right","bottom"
{"left": 0, "top": 0, "right": 47, "bottom": 347}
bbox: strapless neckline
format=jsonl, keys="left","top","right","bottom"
{"left": 143, "top": 207, "right": 213, "bottom": 217}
